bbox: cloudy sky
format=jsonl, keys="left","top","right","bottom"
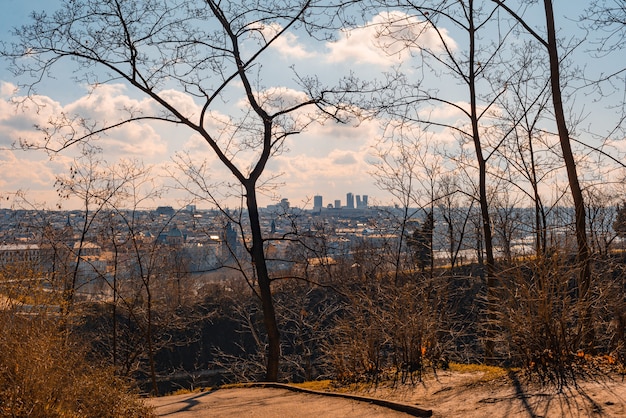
{"left": 0, "top": 1, "right": 623, "bottom": 211}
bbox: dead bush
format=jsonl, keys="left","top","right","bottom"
{"left": 0, "top": 312, "right": 153, "bottom": 418}
{"left": 325, "top": 277, "right": 447, "bottom": 385}
{"left": 496, "top": 253, "right": 604, "bottom": 387}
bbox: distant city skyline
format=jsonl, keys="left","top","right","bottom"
{"left": 312, "top": 192, "right": 369, "bottom": 211}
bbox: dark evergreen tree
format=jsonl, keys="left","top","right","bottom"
{"left": 614, "top": 202, "right": 626, "bottom": 238}
{"left": 408, "top": 211, "right": 434, "bottom": 271}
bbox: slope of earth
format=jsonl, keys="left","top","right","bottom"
{"left": 147, "top": 386, "right": 425, "bottom": 417}
{"left": 147, "top": 369, "right": 626, "bottom": 417}
{"left": 343, "top": 368, "right": 626, "bottom": 417}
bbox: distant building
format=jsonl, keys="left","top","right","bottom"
{"left": 166, "top": 226, "right": 185, "bottom": 246}
{"left": 266, "top": 198, "right": 290, "bottom": 212}
{"left": 313, "top": 195, "right": 323, "bottom": 211}
{"left": 72, "top": 241, "right": 107, "bottom": 294}
{"left": 157, "top": 225, "right": 186, "bottom": 246}
{"left": 0, "top": 244, "right": 42, "bottom": 266}
{"left": 156, "top": 206, "right": 175, "bottom": 216}
{"left": 334, "top": 200, "right": 341, "bottom": 209}
{"left": 356, "top": 194, "right": 369, "bottom": 208}
{"left": 346, "top": 193, "right": 354, "bottom": 209}
{"left": 222, "top": 221, "right": 239, "bottom": 260}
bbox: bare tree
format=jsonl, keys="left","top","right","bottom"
{"left": 490, "top": 188, "right": 524, "bottom": 264}
{"left": 583, "top": 0, "right": 626, "bottom": 114}
{"left": 584, "top": 186, "right": 619, "bottom": 257}
{"left": 4, "top": 0, "right": 352, "bottom": 381}
{"left": 491, "top": 0, "right": 593, "bottom": 346}
{"left": 366, "top": 0, "right": 521, "bottom": 362}
{"left": 54, "top": 148, "right": 140, "bottom": 317}
{"left": 370, "top": 127, "right": 441, "bottom": 283}
{"left": 54, "top": 152, "right": 189, "bottom": 394}
{"left": 490, "top": 40, "right": 556, "bottom": 257}
{"left": 435, "top": 173, "right": 474, "bottom": 269}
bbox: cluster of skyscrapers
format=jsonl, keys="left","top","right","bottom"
{"left": 313, "top": 192, "right": 369, "bottom": 211}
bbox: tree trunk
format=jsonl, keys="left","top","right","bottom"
{"left": 544, "top": 0, "right": 593, "bottom": 347}
{"left": 395, "top": 206, "right": 410, "bottom": 286}
{"left": 527, "top": 128, "right": 547, "bottom": 256}
{"left": 468, "top": 0, "right": 497, "bottom": 363}
{"left": 146, "top": 284, "right": 158, "bottom": 395}
{"left": 246, "top": 183, "right": 281, "bottom": 381}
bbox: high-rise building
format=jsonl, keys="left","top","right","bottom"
{"left": 346, "top": 192, "right": 354, "bottom": 209}
{"left": 363, "top": 195, "right": 368, "bottom": 207}
{"left": 313, "top": 195, "right": 323, "bottom": 211}
{"left": 334, "top": 200, "right": 341, "bottom": 209}
{"left": 356, "top": 195, "right": 362, "bottom": 208}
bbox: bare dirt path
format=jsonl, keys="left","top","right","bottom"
{"left": 147, "top": 386, "right": 425, "bottom": 417}
{"left": 146, "top": 371, "right": 626, "bottom": 418}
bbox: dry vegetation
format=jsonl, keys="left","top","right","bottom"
{"left": 0, "top": 312, "right": 154, "bottom": 418}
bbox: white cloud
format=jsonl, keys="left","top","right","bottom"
{"left": 157, "top": 89, "right": 202, "bottom": 121}
{"left": 326, "top": 11, "right": 457, "bottom": 67}
{"left": 271, "top": 146, "right": 373, "bottom": 202}
{"left": 0, "top": 93, "right": 66, "bottom": 148}
{"left": 0, "top": 76, "right": 451, "bottom": 209}
{"left": 234, "top": 86, "right": 313, "bottom": 117}
{"left": 606, "top": 137, "right": 626, "bottom": 153}
{"left": 0, "top": 151, "right": 62, "bottom": 188}
{"left": 420, "top": 101, "right": 469, "bottom": 122}
{"left": 251, "top": 22, "right": 316, "bottom": 60}
{"left": 332, "top": 152, "right": 358, "bottom": 165}
{"left": 286, "top": 116, "right": 380, "bottom": 158}
{"left": 61, "top": 86, "right": 168, "bottom": 158}
{"left": 262, "top": 115, "right": 385, "bottom": 205}
{"left": 98, "top": 123, "right": 168, "bottom": 158}
{"left": 0, "top": 82, "right": 17, "bottom": 98}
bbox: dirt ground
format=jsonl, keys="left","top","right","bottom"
{"left": 361, "top": 369, "right": 626, "bottom": 417}
{"left": 147, "top": 387, "right": 424, "bottom": 417}
{"left": 147, "top": 369, "right": 626, "bottom": 417}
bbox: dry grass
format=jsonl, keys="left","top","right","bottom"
{"left": 167, "top": 387, "right": 213, "bottom": 396}
{"left": 448, "top": 362, "right": 511, "bottom": 381}
{"left": 0, "top": 312, "right": 154, "bottom": 418}
{"left": 292, "top": 380, "right": 333, "bottom": 391}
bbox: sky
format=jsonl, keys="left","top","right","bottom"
{"left": 0, "top": 1, "right": 624, "bottom": 211}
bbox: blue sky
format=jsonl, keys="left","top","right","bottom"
{"left": 0, "top": 1, "right": 624, "bottom": 211}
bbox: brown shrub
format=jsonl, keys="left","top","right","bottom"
{"left": 0, "top": 312, "right": 154, "bottom": 418}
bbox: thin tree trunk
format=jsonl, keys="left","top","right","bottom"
{"left": 146, "top": 285, "right": 158, "bottom": 395}
{"left": 468, "top": 0, "right": 497, "bottom": 363}
{"left": 246, "top": 183, "right": 281, "bottom": 382}
{"left": 395, "top": 206, "right": 410, "bottom": 286}
{"left": 112, "top": 240, "right": 118, "bottom": 369}
{"left": 527, "top": 129, "right": 546, "bottom": 256}
{"left": 543, "top": 0, "right": 592, "bottom": 346}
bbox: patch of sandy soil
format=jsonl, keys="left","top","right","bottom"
{"left": 147, "top": 370, "right": 626, "bottom": 417}
{"left": 348, "top": 370, "right": 626, "bottom": 417}
{"left": 147, "top": 387, "right": 422, "bottom": 417}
